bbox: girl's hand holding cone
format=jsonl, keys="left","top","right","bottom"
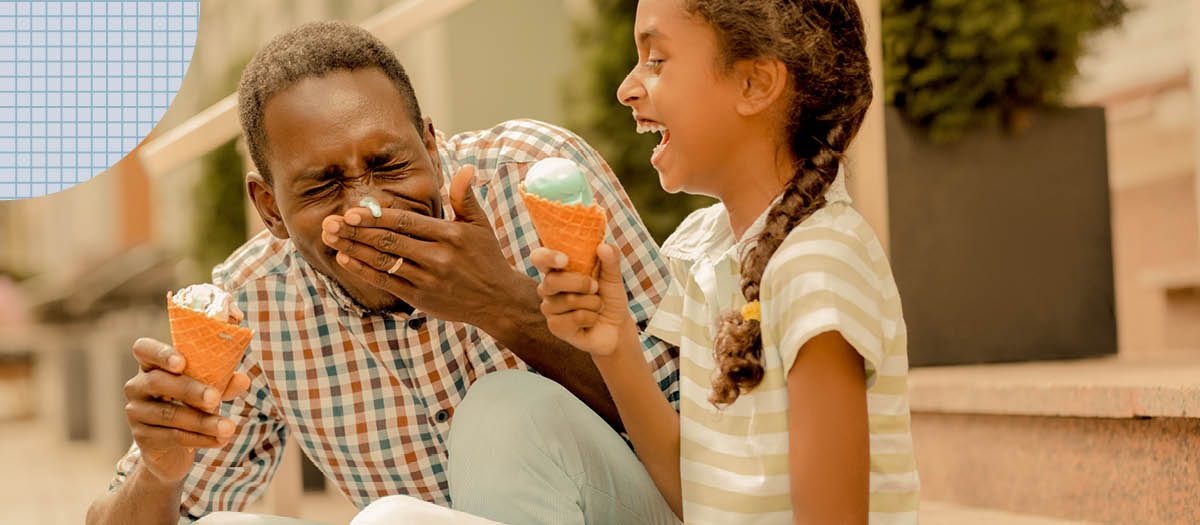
{"left": 531, "top": 244, "right": 634, "bottom": 356}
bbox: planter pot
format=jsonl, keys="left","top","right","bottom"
{"left": 885, "top": 106, "right": 1116, "bottom": 366}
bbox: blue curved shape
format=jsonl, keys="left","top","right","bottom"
{"left": 0, "top": 0, "right": 201, "bottom": 199}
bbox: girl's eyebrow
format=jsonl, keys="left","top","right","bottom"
{"left": 637, "top": 27, "right": 664, "bottom": 47}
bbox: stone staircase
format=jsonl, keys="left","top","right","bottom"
{"left": 1144, "top": 263, "right": 1200, "bottom": 352}
{"left": 909, "top": 357, "right": 1200, "bottom": 524}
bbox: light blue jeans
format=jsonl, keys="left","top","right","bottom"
{"left": 446, "top": 370, "right": 679, "bottom": 525}
{"left": 196, "top": 370, "right": 678, "bottom": 525}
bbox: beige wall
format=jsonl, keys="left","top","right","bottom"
{"left": 442, "top": 0, "right": 574, "bottom": 135}
{"left": 1070, "top": 0, "right": 1199, "bottom": 355}
{"left": 846, "top": 0, "right": 889, "bottom": 252}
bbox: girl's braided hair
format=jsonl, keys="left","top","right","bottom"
{"left": 687, "top": 0, "right": 874, "bottom": 405}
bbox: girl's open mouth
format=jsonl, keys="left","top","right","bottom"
{"left": 636, "top": 120, "right": 670, "bottom": 166}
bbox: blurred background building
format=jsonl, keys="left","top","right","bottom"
{"left": 0, "top": 0, "right": 1196, "bottom": 523}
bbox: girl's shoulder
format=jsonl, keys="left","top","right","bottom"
{"left": 762, "top": 202, "right": 888, "bottom": 287}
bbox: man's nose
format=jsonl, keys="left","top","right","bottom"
{"left": 616, "top": 69, "right": 644, "bottom": 107}
{"left": 343, "top": 185, "right": 393, "bottom": 213}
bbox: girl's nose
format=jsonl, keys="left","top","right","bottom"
{"left": 616, "top": 69, "right": 645, "bottom": 107}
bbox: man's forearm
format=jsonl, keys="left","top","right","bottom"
{"left": 87, "top": 463, "right": 184, "bottom": 525}
{"left": 478, "top": 273, "right": 623, "bottom": 429}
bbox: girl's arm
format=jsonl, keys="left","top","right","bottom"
{"left": 786, "top": 330, "right": 870, "bottom": 524}
{"left": 591, "top": 321, "right": 682, "bottom": 517}
{"left": 531, "top": 244, "right": 683, "bottom": 518}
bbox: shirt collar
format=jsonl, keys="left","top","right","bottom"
{"left": 667, "top": 166, "right": 852, "bottom": 264}
{"left": 298, "top": 250, "right": 375, "bottom": 318}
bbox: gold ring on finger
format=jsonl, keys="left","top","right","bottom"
{"left": 387, "top": 257, "right": 405, "bottom": 275}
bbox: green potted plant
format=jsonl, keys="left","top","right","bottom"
{"left": 882, "top": 0, "right": 1129, "bottom": 365}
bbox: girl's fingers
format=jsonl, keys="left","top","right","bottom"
{"left": 540, "top": 292, "right": 604, "bottom": 316}
{"left": 530, "top": 248, "right": 569, "bottom": 273}
{"left": 569, "top": 309, "right": 600, "bottom": 327}
{"left": 546, "top": 311, "right": 598, "bottom": 337}
{"left": 537, "top": 271, "right": 599, "bottom": 297}
{"left": 221, "top": 373, "right": 251, "bottom": 402}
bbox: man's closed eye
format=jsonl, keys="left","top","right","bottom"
{"left": 303, "top": 183, "right": 338, "bottom": 198}
{"left": 372, "top": 162, "right": 411, "bottom": 178}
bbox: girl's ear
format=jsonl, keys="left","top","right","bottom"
{"left": 734, "top": 57, "right": 789, "bottom": 117}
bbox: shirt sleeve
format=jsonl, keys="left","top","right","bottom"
{"left": 105, "top": 343, "right": 289, "bottom": 524}
{"left": 555, "top": 128, "right": 680, "bottom": 410}
{"left": 645, "top": 260, "right": 685, "bottom": 348}
{"left": 761, "top": 230, "right": 886, "bottom": 386}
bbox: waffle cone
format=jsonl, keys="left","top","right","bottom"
{"left": 166, "top": 295, "right": 253, "bottom": 391}
{"left": 521, "top": 187, "right": 607, "bottom": 275}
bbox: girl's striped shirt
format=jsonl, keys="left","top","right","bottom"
{"left": 646, "top": 171, "right": 920, "bottom": 524}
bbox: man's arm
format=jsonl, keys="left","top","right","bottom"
{"left": 88, "top": 338, "right": 286, "bottom": 524}
{"left": 87, "top": 460, "right": 186, "bottom": 525}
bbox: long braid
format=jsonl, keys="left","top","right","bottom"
{"left": 710, "top": 132, "right": 847, "bottom": 405}
{"left": 689, "top": 0, "right": 873, "bottom": 406}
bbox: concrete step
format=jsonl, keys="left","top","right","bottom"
{"left": 908, "top": 357, "right": 1200, "bottom": 524}
{"left": 921, "top": 500, "right": 1096, "bottom": 524}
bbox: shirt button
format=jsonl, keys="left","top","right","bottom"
{"left": 435, "top": 408, "right": 452, "bottom": 423}
{"left": 407, "top": 316, "right": 426, "bottom": 330}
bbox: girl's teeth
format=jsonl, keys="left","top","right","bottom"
{"left": 636, "top": 122, "right": 668, "bottom": 134}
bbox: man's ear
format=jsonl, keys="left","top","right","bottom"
{"left": 246, "top": 171, "right": 289, "bottom": 239}
{"left": 734, "top": 57, "right": 789, "bottom": 117}
{"left": 421, "top": 116, "right": 441, "bottom": 176}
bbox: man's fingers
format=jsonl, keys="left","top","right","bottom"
{"left": 539, "top": 293, "right": 604, "bottom": 316}
{"left": 127, "top": 369, "right": 221, "bottom": 414}
{"left": 221, "top": 373, "right": 251, "bottom": 402}
{"left": 537, "top": 271, "right": 598, "bottom": 297}
{"left": 325, "top": 231, "right": 416, "bottom": 276}
{"left": 131, "top": 337, "right": 185, "bottom": 373}
{"left": 530, "top": 248, "right": 568, "bottom": 273}
{"left": 322, "top": 220, "right": 436, "bottom": 263}
{"left": 333, "top": 250, "right": 423, "bottom": 296}
{"left": 132, "top": 425, "right": 229, "bottom": 450}
{"left": 450, "top": 165, "right": 488, "bottom": 225}
{"left": 125, "top": 400, "right": 235, "bottom": 439}
{"left": 340, "top": 207, "right": 450, "bottom": 243}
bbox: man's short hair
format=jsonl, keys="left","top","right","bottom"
{"left": 237, "top": 21, "right": 424, "bottom": 185}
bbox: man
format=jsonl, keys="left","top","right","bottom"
{"left": 86, "top": 21, "right": 679, "bottom": 525}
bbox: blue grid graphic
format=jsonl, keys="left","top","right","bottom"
{"left": 0, "top": 1, "right": 199, "bottom": 200}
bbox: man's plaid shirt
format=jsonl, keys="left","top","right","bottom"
{"left": 106, "top": 120, "right": 680, "bottom": 522}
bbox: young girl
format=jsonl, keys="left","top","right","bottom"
{"left": 531, "top": 0, "right": 919, "bottom": 523}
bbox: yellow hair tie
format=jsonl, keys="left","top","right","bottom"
{"left": 741, "top": 301, "right": 761, "bottom": 322}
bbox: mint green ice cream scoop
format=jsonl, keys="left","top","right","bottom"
{"left": 524, "top": 157, "right": 593, "bottom": 206}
